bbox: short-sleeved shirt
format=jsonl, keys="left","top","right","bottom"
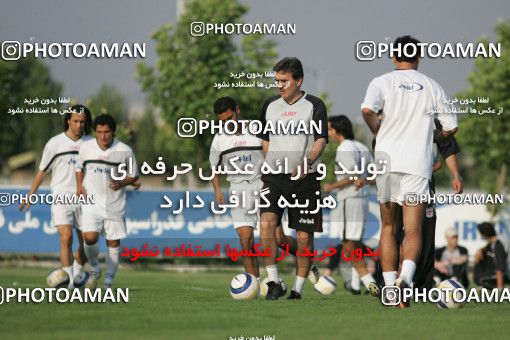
{"left": 39, "top": 132, "right": 93, "bottom": 194}
{"left": 258, "top": 92, "right": 328, "bottom": 173}
{"left": 75, "top": 139, "right": 138, "bottom": 219}
{"left": 482, "top": 239, "right": 508, "bottom": 273}
{"left": 335, "top": 139, "right": 371, "bottom": 200}
{"left": 209, "top": 127, "right": 264, "bottom": 184}
{"left": 361, "top": 69, "right": 458, "bottom": 180}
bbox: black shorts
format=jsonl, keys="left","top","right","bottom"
{"left": 260, "top": 174, "right": 323, "bottom": 233}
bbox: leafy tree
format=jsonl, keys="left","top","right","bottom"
{"left": 455, "top": 20, "right": 510, "bottom": 216}
{"left": 137, "top": 0, "right": 278, "bottom": 176}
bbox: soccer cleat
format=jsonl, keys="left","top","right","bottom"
{"left": 265, "top": 281, "right": 284, "bottom": 300}
{"left": 343, "top": 281, "right": 361, "bottom": 295}
{"left": 85, "top": 269, "right": 102, "bottom": 290}
{"left": 308, "top": 264, "right": 320, "bottom": 285}
{"left": 287, "top": 290, "right": 302, "bottom": 300}
{"left": 395, "top": 277, "right": 410, "bottom": 308}
{"left": 367, "top": 282, "right": 381, "bottom": 298}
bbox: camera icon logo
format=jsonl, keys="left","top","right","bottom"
{"left": 381, "top": 286, "right": 400, "bottom": 306}
{"left": 190, "top": 22, "right": 205, "bottom": 37}
{"left": 177, "top": 118, "right": 198, "bottom": 138}
{"left": 356, "top": 41, "right": 376, "bottom": 61}
{"left": 2, "top": 41, "right": 21, "bottom": 60}
{"left": 0, "top": 193, "right": 11, "bottom": 206}
{"left": 404, "top": 193, "right": 419, "bottom": 207}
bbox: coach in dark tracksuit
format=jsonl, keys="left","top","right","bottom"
{"left": 375, "top": 120, "right": 462, "bottom": 289}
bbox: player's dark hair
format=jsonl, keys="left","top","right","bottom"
{"left": 394, "top": 35, "right": 421, "bottom": 63}
{"left": 329, "top": 115, "right": 355, "bottom": 140}
{"left": 273, "top": 57, "right": 304, "bottom": 80}
{"left": 93, "top": 114, "right": 117, "bottom": 132}
{"left": 478, "top": 222, "right": 497, "bottom": 238}
{"left": 213, "top": 97, "right": 237, "bottom": 115}
{"left": 64, "top": 104, "right": 92, "bottom": 134}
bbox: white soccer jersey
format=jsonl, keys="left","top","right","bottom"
{"left": 39, "top": 132, "right": 93, "bottom": 194}
{"left": 209, "top": 127, "right": 264, "bottom": 184}
{"left": 335, "top": 139, "right": 371, "bottom": 200}
{"left": 76, "top": 139, "right": 138, "bottom": 219}
{"left": 361, "top": 69, "right": 458, "bottom": 180}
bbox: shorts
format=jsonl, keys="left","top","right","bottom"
{"left": 260, "top": 174, "right": 323, "bottom": 233}
{"left": 81, "top": 206, "right": 127, "bottom": 240}
{"left": 51, "top": 202, "right": 82, "bottom": 229}
{"left": 330, "top": 196, "right": 367, "bottom": 241}
{"left": 376, "top": 172, "right": 429, "bottom": 205}
{"left": 229, "top": 179, "right": 263, "bottom": 229}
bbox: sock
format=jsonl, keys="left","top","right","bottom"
{"left": 63, "top": 266, "right": 74, "bottom": 288}
{"left": 292, "top": 276, "right": 306, "bottom": 294}
{"left": 105, "top": 246, "right": 120, "bottom": 284}
{"left": 400, "top": 260, "right": 416, "bottom": 285}
{"left": 73, "top": 259, "right": 83, "bottom": 277}
{"left": 266, "top": 265, "right": 278, "bottom": 283}
{"left": 351, "top": 267, "right": 361, "bottom": 290}
{"left": 84, "top": 242, "right": 100, "bottom": 273}
{"left": 383, "top": 271, "right": 397, "bottom": 286}
{"left": 361, "top": 273, "right": 376, "bottom": 290}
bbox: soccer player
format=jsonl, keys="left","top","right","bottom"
{"left": 361, "top": 35, "right": 458, "bottom": 304}
{"left": 474, "top": 222, "right": 510, "bottom": 290}
{"left": 209, "top": 96, "right": 319, "bottom": 284}
{"left": 76, "top": 114, "right": 138, "bottom": 289}
{"left": 434, "top": 227, "right": 469, "bottom": 287}
{"left": 19, "top": 104, "right": 93, "bottom": 288}
{"left": 322, "top": 115, "right": 379, "bottom": 297}
{"left": 258, "top": 57, "right": 328, "bottom": 300}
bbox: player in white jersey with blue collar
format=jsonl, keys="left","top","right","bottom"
{"left": 20, "top": 105, "right": 93, "bottom": 288}
{"left": 361, "top": 35, "right": 458, "bottom": 306}
{"left": 76, "top": 114, "right": 139, "bottom": 289}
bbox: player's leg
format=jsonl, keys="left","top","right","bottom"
{"left": 73, "top": 230, "right": 87, "bottom": 277}
{"left": 104, "top": 239, "right": 120, "bottom": 289}
{"left": 379, "top": 201, "right": 399, "bottom": 286}
{"left": 324, "top": 243, "right": 342, "bottom": 277}
{"left": 103, "top": 219, "right": 128, "bottom": 289}
{"left": 56, "top": 224, "right": 74, "bottom": 288}
{"left": 236, "top": 226, "right": 259, "bottom": 278}
{"left": 289, "top": 230, "right": 314, "bottom": 299}
{"left": 83, "top": 231, "right": 101, "bottom": 275}
{"left": 260, "top": 211, "right": 281, "bottom": 299}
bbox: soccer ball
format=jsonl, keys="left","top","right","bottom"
{"left": 314, "top": 275, "right": 337, "bottom": 295}
{"left": 46, "top": 268, "right": 70, "bottom": 288}
{"left": 230, "top": 273, "right": 259, "bottom": 300}
{"left": 259, "top": 277, "right": 287, "bottom": 298}
{"left": 436, "top": 279, "right": 466, "bottom": 309}
{"left": 73, "top": 271, "right": 90, "bottom": 289}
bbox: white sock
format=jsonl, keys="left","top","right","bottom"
{"left": 105, "top": 246, "right": 120, "bottom": 284}
{"left": 266, "top": 265, "right": 278, "bottom": 283}
{"left": 383, "top": 271, "right": 397, "bottom": 286}
{"left": 84, "top": 242, "right": 100, "bottom": 273}
{"left": 351, "top": 267, "right": 361, "bottom": 290}
{"left": 63, "top": 266, "right": 74, "bottom": 288}
{"left": 400, "top": 260, "right": 416, "bottom": 285}
{"left": 73, "top": 260, "right": 83, "bottom": 277}
{"left": 361, "top": 273, "right": 376, "bottom": 290}
{"left": 292, "top": 276, "right": 306, "bottom": 294}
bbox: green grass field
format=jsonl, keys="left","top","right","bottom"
{"left": 0, "top": 267, "right": 509, "bottom": 340}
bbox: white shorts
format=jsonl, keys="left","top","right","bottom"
{"left": 330, "top": 196, "right": 367, "bottom": 241}
{"left": 51, "top": 202, "right": 82, "bottom": 229}
{"left": 229, "top": 179, "right": 263, "bottom": 229}
{"left": 81, "top": 206, "right": 127, "bottom": 240}
{"left": 376, "top": 172, "right": 429, "bottom": 205}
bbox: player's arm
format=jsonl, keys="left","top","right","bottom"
{"left": 361, "top": 79, "right": 384, "bottom": 136}
{"left": 75, "top": 170, "right": 86, "bottom": 196}
{"left": 494, "top": 242, "right": 507, "bottom": 290}
{"left": 361, "top": 108, "right": 380, "bottom": 135}
{"left": 323, "top": 177, "right": 353, "bottom": 194}
{"left": 257, "top": 99, "right": 270, "bottom": 157}
{"left": 209, "top": 140, "right": 224, "bottom": 205}
{"left": 110, "top": 150, "right": 139, "bottom": 191}
{"left": 444, "top": 154, "right": 463, "bottom": 194}
{"left": 435, "top": 86, "right": 458, "bottom": 140}
{"left": 19, "top": 170, "right": 47, "bottom": 211}
{"left": 211, "top": 175, "right": 225, "bottom": 205}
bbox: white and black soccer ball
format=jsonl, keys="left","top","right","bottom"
{"left": 259, "top": 277, "right": 287, "bottom": 298}
{"left": 230, "top": 273, "right": 259, "bottom": 300}
{"left": 436, "top": 278, "right": 466, "bottom": 309}
{"left": 314, "top": 275, "right": 337, "bottom": 295}
{"left": 73, "top": 271, "right": 91, "bottom": 289}
{"left": 46, "top": 268, "right": 70, "bottom": 288}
